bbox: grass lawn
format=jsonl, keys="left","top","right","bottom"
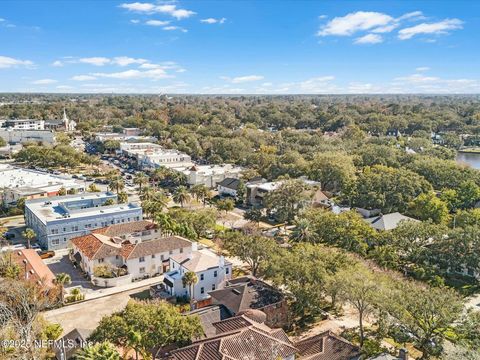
{"left": 130, "top": 289, "right": 151, "bottom": 300}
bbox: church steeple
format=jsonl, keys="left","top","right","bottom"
{"left": 62, "top": 108, "right": 68, "bottom": 129}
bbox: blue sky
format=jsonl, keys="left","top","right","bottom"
{"left": 0, "top": 0, "right": 479, "bottom": 94}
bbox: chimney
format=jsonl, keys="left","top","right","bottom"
{"left": 399, "top": 348, "right": 408, "bottom": 360}
{"left": 191, "top": 241, "right": 198, "bottom": 252}
{"left": 219, "top": 255, "right": 225, "bottom": 268}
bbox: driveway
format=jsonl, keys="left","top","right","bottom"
{"left": 45, "top": 253, "right": 97, "bottom": 293}
{"left": 43, "top": 287, "right": 150, "bottom": 336}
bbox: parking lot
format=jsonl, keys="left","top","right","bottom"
{"left": 44, "top": 250, "right": 97, "bottom": 294}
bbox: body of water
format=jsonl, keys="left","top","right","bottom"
{"left": 457, "top": 152, "right": 480, "bottom": 169}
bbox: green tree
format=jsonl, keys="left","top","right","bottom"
{"left": 173, "top": 186, "right": 191, "bottom": 208}
{"left": 87, "top": 183, "right": 101, "bottom": 192}
{"left": 222, "top": 232, "right": 277, "bottom": 277}
{"left": 290, "top": 218, "right": 313, "bottom": 242}
{"left": 76, "top": 342, "right": 121, "bottom": 360}
{"left": 349, "top": 165, "right": 432, "bottom": 213}
{"left": 338, "top": 265, "right": 383, "bottom": 348}
{"left": 216, "top": 198, "right": 235, "bottom": 214}
{"left": 309, "top": 151, "right": 356, "bottom": 193}
{"left": 236, "top": 179, "right": 246, "bottom": 204}
{"left": 264, "top": 179, "right": 309, "bottom": 225}
{"left": 58, "top": 187, "right": 67, "bottom": 196}
{"left": 22, "top": 228, "right": 36, "bottom": 249}
{"left": 88, "top": 300, "right": 203, "bottom": 359}
{"left": 54, "top": 273, "right": 71, "bottom": 303}
{"left": 182, "top": 271, "right": 198, "bottom": 309}
{"left": 133, "top": 172, "right": 149, "bottom": 194}
{"left": 387, "top": 282, "right": 463, "bottom": 359}
{"left": 108, "top": 175, "right": 125, "bottom": 195}
{"left": 118, "top": 191, "right": 128, "bottom": 204}
{"left": 408, "top": 192, "right": 450, "bottom": 224}
{"left": 244, "top": 208, "right": 262, "bottom": 224}
{"left": 303, "top": 209, "right": 377, "bottom": 255}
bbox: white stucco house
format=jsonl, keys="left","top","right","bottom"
{"left": 163, "top": 245, "right": 232, "bottom": 302}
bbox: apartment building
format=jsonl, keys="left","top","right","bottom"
{"left": 24, "top": 192, "right": 142, "bottom": 250}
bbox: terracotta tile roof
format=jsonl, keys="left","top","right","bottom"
{"left": 11, "top": 249, "right": 56, "bottom": 288}
{"left": 72, "top": 233, "right": 191, "bottom": 261}
{"left": 124, "top": 236, "right": 192, "bottom": 260}
{"left": 93, "top": 220, "right": 156, "bottom": 237}
{"left": 209, "top": 277, "right": 284, "bottom": 315}
{"left": 160, "top": 316, "right": 296, "bottom": 360}
{"left": 295, "top": 331, "right": 361, "bottom": 360}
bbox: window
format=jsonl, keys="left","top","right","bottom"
{"left": 98, "top": 258, "right": 104, "bottom": 263}
{"left": 169, "top": 250, "right": 173, "bottom": 255}
{"left": 180, "top": 248, "right": 183, "bottom": 253}
{"left": 139, "top": 256, "right": 145, "bottom": 262}
{"left": 200, "top": 274, "right": 204, "bottom": 281}
{"left": 63, "top": 227, "right": 66, "bottom": 232}
{"left": 201, "top": 287, "right": 204, "bottom": 294}
{"left": 139, "top": 267, "right": 145, "bottom": 273}
{"left": 212, "top": 284, "right": 216, "bottom": 291}
{"left": 226, "top": 267, "right": 230, "bottom": 274}
{"left": 161, "top": 254, "right": 165, "bottom": 261}
{"left": 51, "top": 229, "right": 58, "bottom": 234}
{"left": 151, "top": 254, "right": 155, "bottom": 259}
{"left": 115, "top": 255, "right": 120, "bottom": 260}
{"left": 214, "top": 270, "right": 217, "bottom": 277}
{"left": 51, "top": 239, "right": 60, "bottom": 245}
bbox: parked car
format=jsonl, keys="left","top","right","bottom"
{"left": 31, "top": 243, "right": 41, "bottom": 250}
{"left": 4, "top": 232, "right": 15, "bottom": 240}
{"left": 39, "top": 250, "right": 55, "bottom": 259}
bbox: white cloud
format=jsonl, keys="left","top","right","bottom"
{"left": 200, "top": 17, "right": 226, "bottom": 24}
{"left": 112, "top": 56, "right": 147, "bottom": 66}
{"left": 354, "top": 33, "right": 383, "bottom": 44}
{"left": 79, "top": 57, "right": 111, "bottom": 66}
{"left": 92, "top": 68, "right": 171, "bottom": 80}
{"left": 52, "top": 60, "right": 64, "bottom": 67}
{"left": 120, "top": 2, "right": 196, "bottom": 19}
{"left": 392, "top": 72, "right": 480, "bottom": 93}
{"left": 416, "top": 66, "right": 430, "bottom": 72}
{"left": 317, "top": 11, "right": 394, "bottom": 36}
{"left": 162, "top": 26, "right": 187, "bottom": 32}
{"left": 56, "top": 85, "right": 73, "bottom": 90}
{"left": 145, "top": 19, "right": 170, "bottom": 26}
{"left": 222, "top": 75, "right": 264, "bottom": 83}
{"left": 32, "top": 79, "right": 57, "bottom": 85}
{"left": 130, "top": 19, "right": 140, "bottom": 24}
{"left": 298, "top": 76, "right": 337, "bottom": 92}
{"left": 0, "top": 55, "right": 34, "bottom": 69}
{"left": 71, "top": 75, "right": 97, "bottom": 81}
{"left": 398, "top": 19, "right": 463, "bottom": 40}
{"left": 397, "top": 11, "right": 425, "bottom": 21}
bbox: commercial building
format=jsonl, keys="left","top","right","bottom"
{"left": 0, "top": 164, "right": 85, "bottom": 207}
{"left": 163, "top": 246, "right": 232, "bottom": 303}
{"left": 182, "top": 164, "right": 243, "bottom": 188}
{"left": 0, "top": 119, "right": 45, "bottom": 130}
{"left": 24, "top": 192, "right": 142, "bottom": 250}
{"left": 121, "top": 142, "right": 193, "bottom": 170}
{"left": 0, "top": 128, "right": 55, "bottom": 145}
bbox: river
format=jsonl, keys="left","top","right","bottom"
{"left": 456, "top": 152, "right": 480, "bottom": 170}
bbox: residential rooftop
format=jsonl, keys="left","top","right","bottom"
{"left": 11, "top": 249, "right": 56, "bottom": 289}
{"left": 170, "top": 249, "right": 231, "bottom": 273}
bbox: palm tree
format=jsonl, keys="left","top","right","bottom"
{"left": 154, "top": 213, "right": 177, "bottom": 235}
{"left": 190, "top": 184, "right": 210, "bottom": 206}
{"left": 290, "top": 218, "right": 312, "bottom": 242}
{"left": 22, "top": 228, "right": 36, "bottom": 249}
{"left": 133, "top": 172, "right": 149, "bottom": 193}
{"left": 182, "top": 271, "right": 198, "bottom": 310}
{"left": 139, "top": 185, "right": 155, "bottom": 202}
{"left": 55, "top": 272, "right": 72, "bottom": 303}
{"left": 69, "top": 287, "right": 84, "bottom": 302}
{"left": 173, "top": 186, "right": 191, "bottom": 208}
{"left": 108, "top": 175, "right": 124, "bottom": 194}
{"left": 143, "top": 191, "right": 169, "bottom": 218}
{"left": 76, "top": 342, "right": 120, "bottom": 360}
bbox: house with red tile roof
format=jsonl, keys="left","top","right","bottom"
{"left": 71, "top": 221, "right": 193, "bottom": 283}
{"left": 11, "top": 249, "right": 56, "bottom": 289}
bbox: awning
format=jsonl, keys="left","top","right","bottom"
{"left": 163, "top": 278, "right": 173, "bottom": 288}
